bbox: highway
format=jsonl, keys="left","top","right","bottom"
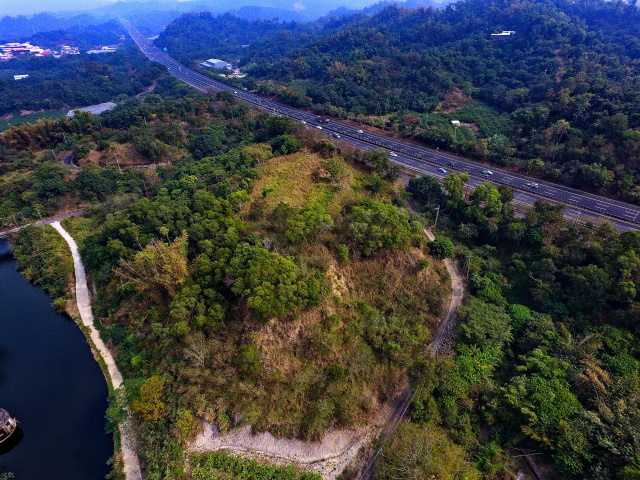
{"left": 121, "top": 19, "right": 640, "bottom": 231}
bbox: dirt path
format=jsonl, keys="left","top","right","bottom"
{"left": 50, "top": 221, "right": 142, "bottom": 480}
{"left": 423, "top": 227, "right": 465, "bottom": 355}
{"left": 357, "top": 223, "right": 465, "bottom": 480}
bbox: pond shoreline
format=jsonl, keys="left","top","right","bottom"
{"left": 0, "top": 238, "right": 113, "bottom": 479}
{"left": 50, "top": 221, "right": 143, "bottom": 480}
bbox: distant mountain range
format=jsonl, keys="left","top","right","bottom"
{"left": 0, "top": 0, "right": 445, "bottom": 42}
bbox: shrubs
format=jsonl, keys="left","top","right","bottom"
{"left": 271, "top": 135, "right": 302, "bottom": 155}
{"left": 337, "top": 244, "right": 350, "bottom": 264}
{"left": 377, "top": 422, "right": 480, "bottom": 480}
{"left": 13, "top": 225, "right": 74, "bottom": 302}
{"left": 191, "top": 452, "right": 322, "bottom": 480}
{"left": 131, "top": 376, "right": 165, "bottom": 422}
{"left": 235, "top": 344, "right": 263, "bottom": 376}
{"left": 428, "top": 237, "right": 455, "bottom": 258}
{"left": 347, "top": 199, "right": 423, "bottom": 257}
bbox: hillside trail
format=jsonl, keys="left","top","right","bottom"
{"left": 357, "top": 218, "right": 465, "bottom": 480}
{"left": 50, "top": 222, "right": 142, "bottom": 480}
{"left": 189, "top": 211, "right": 465, "bottom": 480}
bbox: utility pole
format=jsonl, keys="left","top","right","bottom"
{"left": 573, "top": 211, "right": 581, "bottom": 228}
{"left": 454, "top": 125, "right": 459, "bottom": 141}
{"left": 35, "top": 208, "right": 43, "bottom": 223}
{"left": 465, "top": 255, "right": 474, "bottom": 277}
{"left": 434, "top": 205, "right": 441, "bottom": 229}
{"left": 115, "top": 154, "right": 123, "bottom": 173}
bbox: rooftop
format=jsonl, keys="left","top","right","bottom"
{"left": 66, "top": 102, "right": 117, "bottom": 117}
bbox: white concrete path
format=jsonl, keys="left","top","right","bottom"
{"left": 51, "top": 221, "right": 142, "bottom": 480}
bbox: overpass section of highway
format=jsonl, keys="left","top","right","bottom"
{"left": 122, "top": 20, "right": 640, "bottom": 231}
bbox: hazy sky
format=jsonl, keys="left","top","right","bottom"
{"left": 0, "top": 0, "right": 113, "bottom": 16}
{"left": 0, "top": 0, "right": 375, "bottom": 17}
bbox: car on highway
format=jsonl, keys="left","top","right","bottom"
{"left": 438, "top": 168, "right": 447, "bottom": 173}
{"left": 333, "top": 133, "right": 341, "bottom": 138}
{"left": 233, "top": 91, "right": 238, "bottom": 94}
{"left": 316, "top": 126, "right": 323, "bottom": 130}
{"left": 300, "top": 121, "right": 306, "bottom": 124}
{"left": 388, "top": 152, "right": 398, "bottom": 157}
{"left": 357, "top": 129, "right": 364, "bottom": 134}
{"left": 446, "top": 162, "right": 454, "bottom": 167}
{"left": 482, "top": 170, "right": 494, "bottom": 175}
{"left": 525, "top": 182, "right": 539, "bottom": 188}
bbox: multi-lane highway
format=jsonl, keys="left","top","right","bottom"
{"left": 122, "top": 19, "right": 640, "bottom": 231}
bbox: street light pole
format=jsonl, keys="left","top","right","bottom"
{"left": 434, "top": 205, "right": 441, "bottom": 229}
{"left": 465, "top": 255, "right": 474, "bottom": 277}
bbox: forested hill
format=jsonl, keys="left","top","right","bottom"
{"left": 240, "top": 0, "right": 640, "bottom": 202}
{"left": 154, "top": 11, "right": 376, "bottom": 66}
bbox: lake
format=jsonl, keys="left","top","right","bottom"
{"left": 0, "top": 239, "right": 112, "bottom": 478}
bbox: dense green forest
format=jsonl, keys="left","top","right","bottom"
{"left": 25, "top": 20, "right": 126, "bottom": 52}
{"left": 249, "top": 0, "right": 640, "bottom": 202}
{"left": 154, "top": 11, "right": 373, "bottom": 67}
{"left": 404, "top": 172, "right": 640, "bottom": 479}
{"left": 0, "top": 45, "right": 165, "bottom": 117}
{"left": 158, "top": 0, "right": 640, "bottom": 203}
{"left": 5, "top": 79, "right": 640, "bottom": 479}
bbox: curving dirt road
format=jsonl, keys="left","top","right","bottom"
{"left": 423, "top": 227, "right": 465, "bottom": 356}
{"left": 357, "top": 223, "right": 465, "bottom": 480}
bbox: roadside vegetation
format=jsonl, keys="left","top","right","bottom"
{"left": 405, "top": 172, "right": 640, "bottom": 479}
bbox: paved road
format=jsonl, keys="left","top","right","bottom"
{"left": 0, "top": 210, "right": 85, "bottom": 238}
{"left": 51, "top": 221, "right": 142, "bottom": 480}
{"left": 121, "top": 20, "right": 640, "bottom": 231}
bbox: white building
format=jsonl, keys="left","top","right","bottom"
{"left": 491, "top": 30, "right": 516, "bottom": 37}
{"left": 198, "top": 58, "right": 232, "bottom": 70}
{"left": 13, "top": 75, "right": 29, "bottom": 80}
{"left": 87, "top": 46, "right": 117, "bottom": 54}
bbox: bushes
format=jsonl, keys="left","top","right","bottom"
{"left": 13, "top": 225, "right": 73, "bottom": 301}
{"left": 347, "top": 199, "right": 422, "bottom": 257}
{"left": 191, "top": 452, "right": 322, "bottom": 480}
{"left": 271, "top": 135, "right": 302, "bottom": 155}
{"left": 428, "top": 237, "right": 454, "bottom": 258}
{"left": 377, "top": 422, "right": 480, "bottom": 480}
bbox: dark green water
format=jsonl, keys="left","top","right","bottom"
{"left": 0, "top": 239, "right": 112, "bottom": 478}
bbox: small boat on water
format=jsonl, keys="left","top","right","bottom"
{"left": 0, "top": 409, "right": 17, "bottom": 443}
